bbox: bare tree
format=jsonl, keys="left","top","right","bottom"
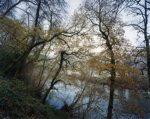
{"left": 0, "top": 0, "right": 23, "bottom": 17}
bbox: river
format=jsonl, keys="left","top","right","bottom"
{"left": 44, "top": 80, "right": 150, "bottom": 119}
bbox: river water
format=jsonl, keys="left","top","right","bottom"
{"left": 44, "top": 81, "right": 150, "bottom": 119}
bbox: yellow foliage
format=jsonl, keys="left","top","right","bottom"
{"left": 0, "top": 17, "right": 28, "bottom": 51}
{"left": 88, "top": 44, "right": 140, "bottom": 82}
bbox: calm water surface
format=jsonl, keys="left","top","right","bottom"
{"left": 44, "top": 81, "right": 150, "bottom": 119}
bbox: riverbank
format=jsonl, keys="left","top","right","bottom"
{"left": 0, "top": 78, "right": 68, "bottom": 119}
{"left": 77, "top": 77, "right": 150, "bottom": 100}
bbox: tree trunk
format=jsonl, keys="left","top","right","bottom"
{"left": 143, "top": 0, "right": 150, "bottom": 90}
{"left": 3, "top": 48, "right": 32, "bottom": 79}
{"left": 42, "top": 51, "right": 66, "bottom": 104}
{"left": 147, "top": 50, "right": 150, "bottom": 90}
{"left": 107, "top": 47, "right": 116, "bottom": 119}
{"left": 14, "top": 0, "right": 42, "bottom": 80}
{"left": 34, "top": 0, "right": 41, "bottom": 27}
{"left": 107, "top": 68, "right": 115, "bottom": 119}
{"left": 13, "top": 49, "right": 32, "bottom": 80}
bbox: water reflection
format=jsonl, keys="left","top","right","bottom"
{"left": 46, "top": 82, "right": 150, "bottom": 119}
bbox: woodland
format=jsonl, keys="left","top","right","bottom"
{"left": 0, "top": 0, "right": 150, "bottom": 119}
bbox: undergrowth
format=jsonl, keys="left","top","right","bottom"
{"left": 0, "top": 78, "right": 68, "bottom": 119}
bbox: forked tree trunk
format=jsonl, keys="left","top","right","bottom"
{"left": 42, "top": 51, "right": 66, "bottom": 104}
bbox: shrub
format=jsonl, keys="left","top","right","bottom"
{"left": 0, "top": 79, "right": 68, "bottom": 119}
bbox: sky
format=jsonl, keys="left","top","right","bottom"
{"left": 65, "top": 0, "right": 139, "bottom": 47}
{"left": 66, "top": 0, "right": 83, "bottom": 15}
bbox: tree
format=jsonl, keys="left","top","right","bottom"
{"left": 0, "top": 0, "right": 23, "bottom": 17}
{"left": 0, "top": 0, "right": 89, "bottom": 105}
{"left": 80, "top": 0, "right": 135, "bottom": 118}
{"left": 0, "top": 0, "right": 69, "bottom": 80}
{"left": 43, "top": 50, "right": 68, "bottom": 104}
{"left": 119, "top": 0, "right": 150, "bottom": 89}
{"left": 0, "top": 17, "right": 28, "bottom": 76}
